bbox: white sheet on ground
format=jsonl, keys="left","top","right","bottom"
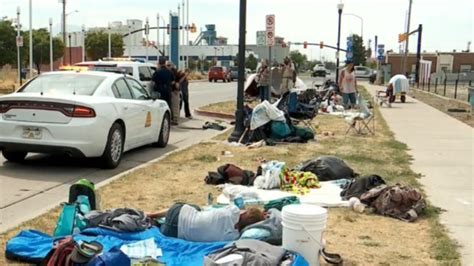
{"left": 217, "top": 181, "right": 349, "bottom": 208}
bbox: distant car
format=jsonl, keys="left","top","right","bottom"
{"left": 208, "top": 66, "right": 231, "bottom": 82}
{"left": 75, "top": 59, "right": 156, "bottom": 92}
{"left": 354, "top": 66, "right": 375, "bottom": 78}
{"left": 0, "top": 70, "right": 170, "bottom": 169}
{"left": 312, "top": 64, "right": 327, "bottom": 77}
{"left": 229, "top": 66, "right": 247, "bottom": 81}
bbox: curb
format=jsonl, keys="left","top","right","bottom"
{"left": 194, "top": 108, "right": 235, "bottom": 120}
{"left": 189, "top": 79, "right": 207, "bottom": 83}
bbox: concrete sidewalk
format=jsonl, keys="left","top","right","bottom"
{"left": 362, "top": 82, "right": 473, "bottom": 264}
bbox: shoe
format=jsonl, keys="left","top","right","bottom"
{"left": 171, "top": 121, "right": 179, "bottom": 126}
{"left": 186, "top": 115, "right": 193, "bottom": 119}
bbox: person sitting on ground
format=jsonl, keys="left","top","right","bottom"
{"left": 146, "top": 203, "right": 265, "bottom": 242}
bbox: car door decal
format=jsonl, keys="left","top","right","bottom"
{"left": 145, "top": 111, "right": 152, "bottom": 127}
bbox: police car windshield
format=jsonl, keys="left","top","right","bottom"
{"left": 19, "top": 74, "right": 106, "bottom": 96}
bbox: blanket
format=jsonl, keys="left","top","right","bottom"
{"left": 217, "top": 181, "right": 349, "bottom": 208}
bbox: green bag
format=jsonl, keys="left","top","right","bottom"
{"left": 263, "top": 196, "right": 300, "bottom": 211}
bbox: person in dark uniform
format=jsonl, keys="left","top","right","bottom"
{"left": 151, "top": 59, "right": 174, "bottom": 111}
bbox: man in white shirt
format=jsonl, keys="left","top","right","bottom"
{"left": 146, "top": 203, "right": 265, "bottom": 242}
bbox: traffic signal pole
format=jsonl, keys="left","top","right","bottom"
{"left": 415, "top": 24, "right": 422, "bottom": 85}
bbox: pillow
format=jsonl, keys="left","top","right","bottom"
{"left": 240, "top": 228, "right": 271, "bottom": 240}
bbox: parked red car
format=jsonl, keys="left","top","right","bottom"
{"left": 208, "top": 66, "right": 231, "bottom": 82}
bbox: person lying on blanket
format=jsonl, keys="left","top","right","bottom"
{"left": 146, "top": 204, "right": 265, "bottom": 242}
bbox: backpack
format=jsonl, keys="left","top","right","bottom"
{"left": 53, "top": 196, "right": 91, "bottom": 237}
{"left": 69, "top": 179, "right": 97, "bottom": 210}
{"left": 46, "top": 237, "right": 75, "bottom": 266}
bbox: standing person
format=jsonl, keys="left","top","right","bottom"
{"left": 169, "top": 66, "right": 181, "bottom": 126}
{"left": 280, "top": 57, "right": 294, "bottom": 96}
{"left": 152, "top": 59, "right": 173, "bottom": 111}
{"left": 256, "top": 59, "right": 271, "bottom": 102}
{"left": 179, "top": 69, "right": 192, "bottom": 119}
{"left": 338, "top": 60, "right": 358, "bottom": 109}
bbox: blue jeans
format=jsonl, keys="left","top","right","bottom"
{"left": 342, "top": 92, "right": 357, "bottom": 108}
{"left": 258, "top": 85, "right": 269, "bottom": 102}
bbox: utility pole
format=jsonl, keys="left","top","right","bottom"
{"left": 402, "top": 0, "right": 413, "bottom": 75}
{"left": 145, "top": 17, "right": 149, "bottom": 62}
{"left": 186, "top": 0, "right": 189, "bottom": 46}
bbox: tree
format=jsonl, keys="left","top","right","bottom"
{"left": 22, "top": 28, "right": 65, "bottom": 73}
{"left": 245, "top": 54, "right": 258, "bottom": 71}
{"left": 351, "top": 34, "right": 367, "bottom": 66}
{"left": 0, "top": 20, "right": 19, "bottom": 66}
{"left": 289, "top": 50, "right": 307, "bottom": 72}
{"left": 85, "top": 31, "right": 124, "bottom": 60}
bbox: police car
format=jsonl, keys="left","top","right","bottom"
{"left": 75, "top": 58, "right": 156, "bottom": 92}
{"left": 0, "top": 68, "right": 170, "bottom": 169}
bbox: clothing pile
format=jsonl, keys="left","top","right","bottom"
{"left": 84, "top": 208, "right": 152, "bottom": 232}
{"left": 204, "top": 164, "right": 256, "bottom": 186}
{"left": 360, "top": 184, "right": 426, "bottom": 222}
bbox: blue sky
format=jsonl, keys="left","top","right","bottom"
{"left": 1, "top": 0, "right": 472, "bottom": 61}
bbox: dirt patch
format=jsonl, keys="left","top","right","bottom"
{"left": 409, "top": 89, "right": 473, "bottom": 127}
{"left": 0, "top": 88, "right": 459, "bottom": 265}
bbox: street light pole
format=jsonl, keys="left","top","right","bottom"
{"left": 68, "top": 34, "right": 72, "bottom": 65}
{"left": 29, "top": 0, "right": 33, "bottom": 77}
{"left": 156, "top": 13, "right": 160, "bottom": 62}
{"left": 128, "top": 24, "right": 132, "bottom": 59}
{"left": 145, "top": 17, "right": 149, "bottom": 62}
{"left": 107, "top": 23, "right": 111, "bottom": 58}
{"left": 49, "top": 18, "right": 53, "bottom": 71}
{"left": 161, "top": 16, "right": 166, "bottom": 58}
{"left": 335, "top": 1, "right": 344, "bottom": 85}
{"left": 16, "top": 7, "right": 21, "bottom": 84}
{"left": 343, "top": 13, "right": 363, "bottom": 38}
{"left": 81, "top": 24, "right": 85, "bottom": 61}
{"left": 228, "top": 0, "right": 247, "bottom": 142}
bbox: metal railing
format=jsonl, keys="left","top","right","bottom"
{"left": 416, "top": 72, "right": 474, "bottom": 102}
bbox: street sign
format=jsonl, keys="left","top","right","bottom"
{"left": 16, "top": 36, "right": 23, "bottom": 47}
{"left": 346, "top": 36, "right": 353, "bottom": 61}
{"left": 377, "top": 55, "right": 385, "bottom": 61}
{"left": 377, "top": 44, "right": 385, "bottom": 56}
{"left": 266, "top": 14, "right": 275, "bottom": 47}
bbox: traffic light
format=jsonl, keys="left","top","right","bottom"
{"left": 398, "top": 33, "right": 407, "bottom": 43}
{"left": 320, "top": 41, "right": 324, "bottom": 49}
{"left": 303, "top": 41, "right": 307, "bottom": 49}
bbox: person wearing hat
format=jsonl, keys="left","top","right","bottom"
{"left": 338, "top": 60, "right": 358, "bottom": 109}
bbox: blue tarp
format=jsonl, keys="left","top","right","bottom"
{"left": 6, "top": 227, "right": 309, "bottom": 266}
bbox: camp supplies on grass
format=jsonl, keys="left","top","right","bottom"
{"left": 53, "top": 195, "right": 91, "bottom": 237}
{"left": 340, "top": 174, "right": 386, "bottom": 200}
{"left": 295, "top": 156, "right": 357, "bottom": 181}
{"left": 282, "top": 204, "right": 327, "bottom": 266}
{"left": 263, "top": 196, "right": 300, "bottom": 211}
{"left": 69, "top": 178, "right": 97, "bottom": 210}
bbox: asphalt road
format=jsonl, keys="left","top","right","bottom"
{"left": 0, "top": 80, "right": 237, "bottom": 232}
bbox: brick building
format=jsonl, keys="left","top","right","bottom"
{"left": 386, "top": 52, "right": 474, "bottom": 76}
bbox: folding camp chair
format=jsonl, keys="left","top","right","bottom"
{"left": 286, "top": 91, "right": 319, "bottom": 133}
{"left": 345, "top": 94, "right": 375, "bottom": 135}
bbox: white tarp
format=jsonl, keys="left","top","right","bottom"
{"left": 245, "top": 69, "right": 308, "bottom": 97}
{"left": 217, "top": 181, "right": 350, "bottom": 208}
{"left": 389, "top": 74, "right": 410, "bottom": 94}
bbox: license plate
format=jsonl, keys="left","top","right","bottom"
{"left": 22, "top": 127, "right": 42, "bottom": 139}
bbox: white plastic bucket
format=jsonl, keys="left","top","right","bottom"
{"left": 282, "top": 204, "right": 327, "bottom": 266}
